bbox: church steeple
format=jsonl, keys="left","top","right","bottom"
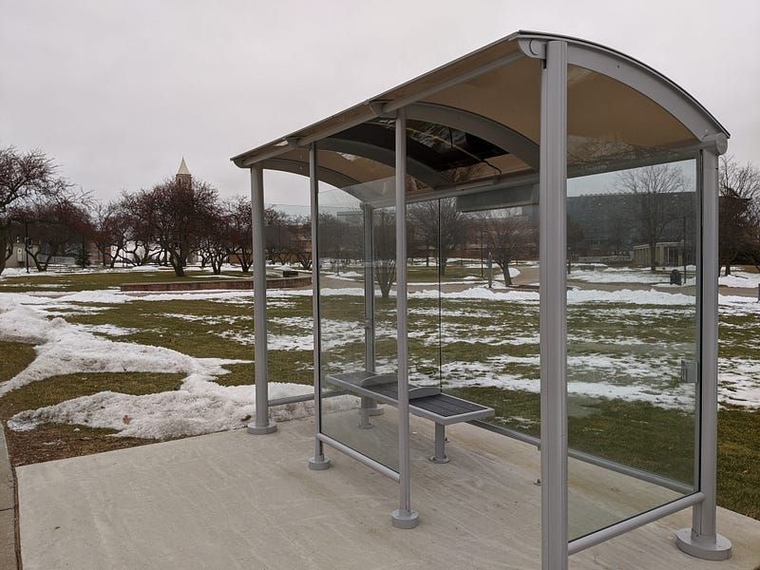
{"left": 176, "top": 157, "right": 191, "bottom": 185}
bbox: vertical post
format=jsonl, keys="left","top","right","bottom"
{"left": 540, "top": 40, "right": 568, "bottom": 570}
{"left": 24, "top": 223, "right": 29, "bottom": 274}
{"left": 247, "top": 165, "right": 277, "bottom": 435}
{"left": 360, "top": 204, "right": 381, "bottom": 428}
{"left": 364, "top": 203, "right": 376, "bottom": 373}
{"left": 308, "top": 144, "right": 331, "bottom": 469}
{"left": 676, "top": 147, "right": 732, "bottom": 559}
{"left": 391, "top": 107, "right": 419, "bottom": 529}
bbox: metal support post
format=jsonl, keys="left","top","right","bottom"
{"left": 430, "top": 423, "right": 450, "bottom": 464}
{"left": 676, "top": 148, "right": 731, "bottom": 559}
{"left": 308, "top": 144, "right": 331, "bottom": 470}
{"left": 247, "top": 165, "right": 277, "bottom": 435}
{"left": 539, "top": 40, "right": 569, "bottom": 570}
{"left": 391, "top": 107, "right": 419, "bottom": 529}
{"left": 360, "top": 204, "right": 381, "bottom": 428}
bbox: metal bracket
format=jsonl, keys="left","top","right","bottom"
{"left": 285, "top": 136, "right": 302, "bottom": 148}
{"left": 368, "top": 100, "right": 395, "bottom": 118}
{"left": 700, "top": 133, "right": 729, "bottom": 156}
{"left": 518, "top": 38, "right": 547, "bottom": 59}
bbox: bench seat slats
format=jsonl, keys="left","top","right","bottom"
{"left": 326, "top": 371, "right": 494, "bottom": 426}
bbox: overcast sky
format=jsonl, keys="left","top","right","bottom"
{"left": 2, "top": 0, "right": 758, "bottom": 206}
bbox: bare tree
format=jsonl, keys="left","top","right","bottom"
{"left": 318, "top": 211, "right": 362, "bottom": 274}
{"left": 0, "top": 147, "right": 71, "bottom": 273}
{"left": 15, "top": 197, "right": 92, "bottom": 271}
{"left": 149, "top": 177, "right": 219, "bottom": 277}
{"left": 408, "top": 198, "right": 467, "bottom": 275}
{"left": 617, "top": 164, "right": 685, "bottom": 272}
{"left": 482, "top": 210, "right": 535, "bottom": 286}
{"left": 374, "top": 208, "right": 395, "bottom": 299}
{"left": 287, "top": 215, "right": 312, "bottom": 270}
{"left": 719, "top": 156, "right": 760, "bottom": 275}
{"left": 89, "top": 200, "right": 132, "bottom": 267}
{"left": 223, "top": 196, "right": 253, "bottom": 272}
{"left": 117, "top": 189, "right": 161, "bottom": 266}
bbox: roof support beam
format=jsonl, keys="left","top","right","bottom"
{"left": 259, "top": 157, "right": 360, "bottom": 189}
{"left": 406, "top": 102, "right": 540, "bottom": 170}
{"left": 519, "top": 35, "right": 724, "bottom": 141}
{"left": 318, "top": 137, "right": 450, "bottom": 189}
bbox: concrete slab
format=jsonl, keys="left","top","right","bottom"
{"left": 0, "top": 510, "right": 16, "bottom": 570}
{"left": 17, "top": 417, "right": 760, "bottom": 570}
{"left": 0, "top": 427, "right": 14, "bottom": 511}
{"left": 0, "top": 426, "right": 18, "bottom": 570}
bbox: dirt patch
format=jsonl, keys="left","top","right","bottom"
{"left": 5, "top": 423, "right": 155, "bottom": 467}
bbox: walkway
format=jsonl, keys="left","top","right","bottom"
{"left": 16, "top": 417, "right": 760, "bottom": 569}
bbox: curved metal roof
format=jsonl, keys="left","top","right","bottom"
{"left": 231, "top": 31, "right": 728, "bottom": 197}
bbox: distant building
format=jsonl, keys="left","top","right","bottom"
{"left": 176, "top": 157, "right": 192, "bottom": 185}
{"left": 5, "top": 238, "right": 39, "bottom": 270}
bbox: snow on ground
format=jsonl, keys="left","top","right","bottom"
{"left": 1, "top": 277, "right": 759, "bottom": 440}
{"left": 719, "top": 269, "right": 760, "bottom": 289}
{"left": 0, "top": 292, "right": 352, "bottom": 438}
{"left": 568, "top": 267, "right": 667, "bottom": 285}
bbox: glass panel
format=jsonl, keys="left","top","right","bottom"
{"left": 405, "top": 192, "right": 542, "bottom": 440}
{"left": 317, "top": 164, "right": 399, "bottom": 471}
{"left": 566, "top": 158, "right": 699, "bottom": 540}
{"left": 262, "top": 199, "right": 315, "bottom": 392}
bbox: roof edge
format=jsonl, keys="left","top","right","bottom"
{"left": 232, "top": 30, "right": 730, "bottom": 168}
{"left": 515, "top": 30, "right": 730, "bottom": 140}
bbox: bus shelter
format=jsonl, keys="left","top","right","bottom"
{"left": 232, "top": 31, "right": 731, "bottom": 569}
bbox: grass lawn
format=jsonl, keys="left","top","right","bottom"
{"left": 0, "top": 265, "right": 758, "bottom": 522}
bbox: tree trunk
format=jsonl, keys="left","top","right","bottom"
{"left": 0, "top": 233, "right": 9, "bottom": 275}
{"left": 502, "top": 264, "right": 513, "bottom": 286}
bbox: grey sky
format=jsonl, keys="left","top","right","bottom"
{"left": 2, "top": 0, "right": 758, "bottom": 207}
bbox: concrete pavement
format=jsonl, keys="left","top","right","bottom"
{"left": 0, "top": 427, "right": 18, "bottom": 570}
{"left": 16, "top": 417, "right": 760, "bottom": 570}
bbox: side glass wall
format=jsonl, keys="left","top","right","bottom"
{"left": 317, "top": 171, "right": 400, "bottom": 472}
{"left": 566, "top": 159, "right": 699, "bottom": 540}
{"left": 435, "top": 197, "right": 542, "bottom": 438}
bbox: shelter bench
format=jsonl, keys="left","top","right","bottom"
{"left": 326, "top": 371, "right": 494, "bottom": 463}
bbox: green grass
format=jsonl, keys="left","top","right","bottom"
{"left": 450, "top": 387, "right": 696, "bottom": 485}
{"left": 0, "top": 341, "right": 37, "bottom": 382}
{"left": 717, "top": 407, "right": 760, "bottom": 519}
{"left": 0, "top": 371, "right": 185, "bottom": 417}
{"left": 0, "top": 366, "right": 186, "bottom": 465}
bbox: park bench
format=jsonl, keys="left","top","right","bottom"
{"left": 326, "top": 371, "right": 494, "bottom": 463}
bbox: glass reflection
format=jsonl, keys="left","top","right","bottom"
{"left": 318, "top": 181, "right": 400, "bottom": 472}
{"left": 566, "top": 159, "right": 699, "bottom": 540}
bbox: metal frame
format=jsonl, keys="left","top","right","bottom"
{"left": 539, "top": 39, "right": 569, "bottom": 570}
{"left": 308, "top": 143, "right": 331, "bottom": 470}
{"left": 247, "top": 165, "right": 276, "bottom": 435}
{"left": 359, "top": 202, "right": 381, "bottom": 427}
{"left": 234, "top": 30, "right": 732, "bottom": 567}
{"left": 675, "top": 147, "right": 732, "bottom": 559}
{"left": 391, "top": 107, "right": 419, "bottom": 529}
